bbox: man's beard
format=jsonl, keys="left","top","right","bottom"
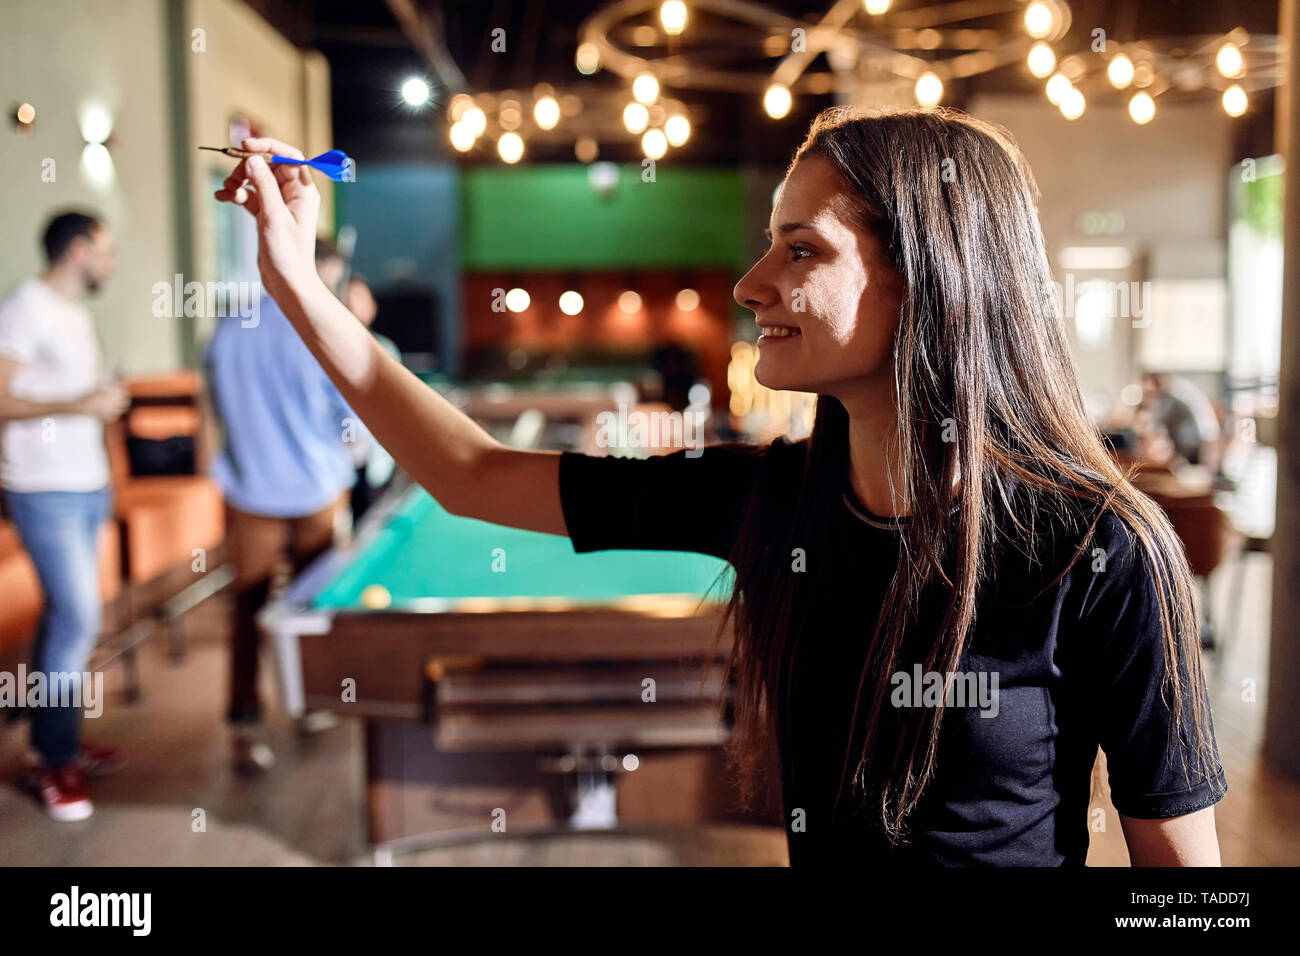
{"left": 83, "top": 273, "right": 102, "bottom": 295}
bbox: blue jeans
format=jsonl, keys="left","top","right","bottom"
{"left": 5, "top": 488, "right": 111, "bottom": 768}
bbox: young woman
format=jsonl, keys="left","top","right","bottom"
{"left": 216, "top": 106, "right": 1227, "bottom": 866}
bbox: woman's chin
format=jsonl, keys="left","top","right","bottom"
{"left": 754, "top": 359, "right": 808, "bottom": 394}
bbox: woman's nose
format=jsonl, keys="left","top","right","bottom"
{"left": 733, "top": 263, "right": 770, "bottom": 311}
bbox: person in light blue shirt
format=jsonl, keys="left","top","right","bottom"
{"left": 204, "top": 238, "right": 368, "bottom": 772}
{"left": 341, "top": 274, "right": 399, "bottom": 520}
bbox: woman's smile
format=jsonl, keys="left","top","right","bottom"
{"left": 757, "top": 323, "right": 802, "bottom": 343}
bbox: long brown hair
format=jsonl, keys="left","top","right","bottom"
{"left": 719, "top": 106, "right": 1222, "bottom": 842}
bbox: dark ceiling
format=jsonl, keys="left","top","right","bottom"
{"left": 243, "top": 0, "right": 1284, "bottom": 167}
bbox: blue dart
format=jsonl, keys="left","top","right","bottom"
{"left": 199, "top": 146, "right": 356, "bottom": 182}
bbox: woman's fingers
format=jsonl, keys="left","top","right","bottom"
{"left": 214, "top": 164, "right": 262, "bottom": 217}
{"left": 218, "top": 159, "right": 255, "bottom": 195}
{"left": 242, "top": 136, "right": 305, "bottom": 161}
{"left": 245, "top": 136, "right": 310, "bottom": 188}
{"left": 234, "top": 184, "right": 261, "bottom": 217}
{"left": 241, "top": 155, "right": 287, "bottom": 222}
{"left": 239, "top": 138, "right": 322, "bottom": 191}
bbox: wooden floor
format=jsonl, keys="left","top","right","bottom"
{"left": 0, "top": 550, "right": 1294, "bottom": 866}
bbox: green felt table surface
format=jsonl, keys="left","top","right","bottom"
{"left": 314, "top": 486, "right": 734, "bottom": 610}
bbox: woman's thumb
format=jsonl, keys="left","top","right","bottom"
{"left": 244, "top": 156, "right": 285, "bottom": 220}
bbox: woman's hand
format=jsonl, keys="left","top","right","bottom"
{"left": 213, "top": 137, "right": 321, "bottom": 300}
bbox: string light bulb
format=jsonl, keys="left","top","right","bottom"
{"left": 1107, "top": 53, "right": 1134, "bottom": 88}
{"left": 665, "top": 114, "right": 691, "bottom": 146}
{"left": 449, "top": 122, "right": 474, "bottom": 151}
{"left": 1129, "top": 91, "right": 1155, "bottom": 124}
{"left": 497, "top": 132, "right": 524, "bottom": 163}
{"left": 623, "top": 102, "right": 649, "bottom": 133}
{"left": 763, "top": 83, "right": 792, "bottom": 119}
{"left": 1027, "top": 43, "right": 1055, "bottom": 78}
{"left": 575, "top": 42, "right": 600, "bottom": 75}
{"left": 533, "top": 96, "right": 560, "bottom": 130}
{"left": 660, "top": 1, "right": 687, "bottom": 36}
{"left": 461, "top": 107, "right": 486, "bottom": 136}
{"left": 642, "top": 128, "right": 668, "bottom": 159}
{"left": 1222, "top": 84, "right": 1247, "bottom": 117}
{"left": 1060, "top": 87, "right": 1085, "bottom": 119}
{"left": 1045, "top": 73, "right": 1071, "bottom": 105}
{"left": 915, "top": 72, "right": 943, "bottom": 106}
{"left": 633, "top": 72, "right": 660, "bottom": 104}
{"left": 1216, "top": 42, "right": 1243, "bottom": 78}
{"left": 1024, "top": 3, "right": 1053, "bottom": 39}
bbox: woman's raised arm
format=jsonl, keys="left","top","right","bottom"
{"left": 214, "top": 137, "right": 566, "bottom": 536}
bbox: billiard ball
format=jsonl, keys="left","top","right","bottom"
{"left": 360, "top": 584, "right": 391, "bottom": 609}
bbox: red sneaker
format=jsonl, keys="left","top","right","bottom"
{"left": 78, "top": 741, "right": 124, "bottom": 777}
{"left": 31, "top": 766, "right": 94, "bottom": 822}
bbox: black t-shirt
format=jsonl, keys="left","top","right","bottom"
{"left": 557, "top": 438, "right": 1228, "bottom": 866}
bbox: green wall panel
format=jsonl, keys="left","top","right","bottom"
{"left": 461, "top": 165, "right": 747, "bottom": 271}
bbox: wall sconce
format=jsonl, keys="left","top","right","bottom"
{"left": 12, "top": 102, "right": 36, "bottom": 135}
{"left": 79, "top": 102, "right": 116, "bottom": 187}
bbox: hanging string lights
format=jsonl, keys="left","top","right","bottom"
{"left": 441, "top": 1, "right": 1283, "bottom": 164}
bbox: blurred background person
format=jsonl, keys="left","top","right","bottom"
{"left": 647, "top": 338, "right": 699, "bottom": 413}
{"left": 1139, "top": 371, "right": 1222, "bottom": 471}
{"left": 0, "top": 211, "right": 127, "bottom": 821}
{"left": 342, "top": 275, "right": 398, "bottom": 522}
{"left": 205, "top": 238, "right": 367, "bottom": 773}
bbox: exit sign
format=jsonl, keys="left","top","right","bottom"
{"left": 1076, "top": 211, "right": 1126, "bottom": 235}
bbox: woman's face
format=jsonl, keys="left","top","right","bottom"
{"left": 733, "top": 155, "right": 903, "bottom": 398}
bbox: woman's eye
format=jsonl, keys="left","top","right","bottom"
{"left": 789, "top": 244, "right": 812, "bottom": 261}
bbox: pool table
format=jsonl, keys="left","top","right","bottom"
{"left": 262, "top": 478, "right": 762, "bottom": 851}
{"left": 420, "top": 372, "right": 635, "bottom": 423}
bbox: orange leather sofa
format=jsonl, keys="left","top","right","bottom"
{"left": 108, "top": 371, "right": 227, "bottom": 656}
{"left": 0, "top": 519, "right": 121, "bottom": 672}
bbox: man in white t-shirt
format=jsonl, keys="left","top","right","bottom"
{"left": 0, "top": 211, "right": 128, "bottom": 821}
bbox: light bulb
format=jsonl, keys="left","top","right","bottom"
{"left": 623, "top": 102, "right": 649, "bottom": 133}
{"left": 1129, "top": 92, "right": 1155, "bottom": 125}
{"left": 1027, "top": 43, "right": 1056, "bottom": 79}
{"left": 497, "top": 132, "right": 524, "bottom": 163}
{"left": 401, "top": 77, "right": 430, "bottom": 107}
{"left": 642, "top": 128, "right": 668, "bottom": 159}
{"left": 660, "top": 1, "right": 687, "bottom": 36}
{"left": 915, "top": 72, "right": 943, "bottom": 106}
{"left": 1222, "top": 84, "right": 1248, "bottom": 117}
{"left": 1107, "top": 54, "right": 1134, "bottom": 88}
{"left": 534, "top": 96, "right": 560, "bottom": 130}
{"left": 764, "top": 84, "right": 792, "bottom": 119}
{"left": 633, "top": 72, "right": 660, "bottom": 104}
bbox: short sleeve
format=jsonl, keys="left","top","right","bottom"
{"left": 558, "top": 440, "right": 786, "bottom": 560}
{"left": 0, "top": 286, "right": 39, "bottom": 363}
{"left": 1082, "top": 518, "right": 1228, "bottom": 819}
